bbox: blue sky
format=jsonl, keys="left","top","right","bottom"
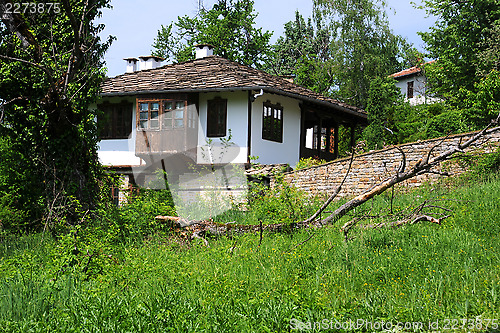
{"left": 98, "top": 0, "right": 436, "bottom": 77}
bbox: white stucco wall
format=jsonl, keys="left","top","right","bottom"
{"left": 251, "top": 94, "right": 301, "bottom": 166}
{"left": 395, "top": 74, "right": 440, "bottom": 105}
{"left": 97, "top": 91, "right": 303, "bottom": 168}
{"left": 96, "top": 96, "right": 142, "bottom": 166}
{"left": 197, "top": 91, "right": 249, "bottom": 164}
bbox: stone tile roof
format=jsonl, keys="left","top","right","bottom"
{"left": 102, "top": 56, "right": 366, "bottom": 117}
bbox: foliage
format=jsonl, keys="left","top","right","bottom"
{"left": 0, "top": 137, "right": 33, "bottom": 232}
{"left": 419, "top": 0, "right": 500, "bottom": 105}
{"left": 117, "top": 187, "right": 176, "bottom": 239}
{"left": 1, "top": 174, "right": 499, "bottom": 331}
{"left": 423, "top": 109, "right": 468, "bottom": 139}
{"left": 362, "top": 76, "right": 403, "bottom": 149}
{"left": 477, "top": 21, "right": 500, "bottom": 77}
{"left": 295, "top": 157, "right": 328, "bottom": 170}
{"left": 461, "top": 147, "right": 500, "bottom": 178}
{"left": 0, "top": 0, "right": 114, "bottom": 230}
{"left": 313, "top": 0, "right": 408, "bottom": 108}
{"left": 463, "top": 70, "right": 500, "bottom": 129}
{"left": 269, "top": 11, "right": 334, "bottom": 94}
{"left": 243, "top": 173, "right": 322, "bottom": 226}
{"left": 151, "top": 0, "right": 273, "bottom": 69}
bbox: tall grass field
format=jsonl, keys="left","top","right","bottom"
{"left": 0, "top": 174, "right": 499, "bottom": 332}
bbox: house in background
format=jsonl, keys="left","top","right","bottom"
{"left": 96, "top": 45, "right": 367, "bottom": 194}
{"left": 390, "top": 61, "right": 440, "bottom": 105}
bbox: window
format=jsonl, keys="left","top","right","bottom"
{"left": 97, "top": 102, "right": 133, "bottom": 139}
{"left": 138, "top": 101, "right": 160, "bottom": 130}
{"left": 262, "top": 101, "right": 283, "bottom": 143}
{"left": 137, "top": 99, "right": 185, "bottom": 130}
{"left": 407, "top": 81, "right": 414, "bottom": 99}
{"left": 163, "top": 101, "right": 185, "bottom": 129}
{"left": 207, "top": 97, "right": 227, "bottom": 137}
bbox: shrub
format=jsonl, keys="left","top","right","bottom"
{"left": 295, "top": 157, "right": 327, "bottom": 170}
{"left": 117, "top": 187, "right": 176, "bottom": 239}
{"left": 247, "top": 175, "right": 321, "bottom": 225}
{"left": 0, "top": 137, "right": 38, "bottom": 233}
{"left": 424, "top": 109, "right": 468, "bottom": 138}
{"left": 462, "top": 147, "right": 500, "bottom": 178}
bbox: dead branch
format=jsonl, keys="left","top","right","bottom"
{"left": 318, "top": 116, "right": 500, "bottom": 226}
{"left": 362, "top": 214, "right": 450, "bottom": 229}
{"left": 155, "top": 115, "right": 499, "bottom": 240}
{"left": 303, "top": 149, "right": 355, "bottom": 224}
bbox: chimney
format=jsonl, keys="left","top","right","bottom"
{"left": 138, "top": 55, "right": 164, "bottom": 70}
{"left": 124, "top": 57, "right": 138, "bottom": 73}
{"left": 195, "top": 44, "right": 214, "bottom": 59}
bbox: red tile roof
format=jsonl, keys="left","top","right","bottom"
{"left": 390, "top": 60, "right": 436, "bottom": 79}
{"left": 101, "top": 56, "right": 366, "bottom": 118}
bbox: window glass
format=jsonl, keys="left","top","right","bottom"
{"left": 207, "top": 98, "right": 227, "bottom": 137}
{"left": 262, "top": 101, "right": 283, "bottom": 143}
{"left": 97, "top": 102, "right": 132, "bottom": 139}
{"left": 138, "top": 99, "right": 186, "bottom": 130}
{"left": 174, "top": 119, "right": 184, "bottom": 128}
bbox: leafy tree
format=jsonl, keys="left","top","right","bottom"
{"left": 0, "top": 0, "right": 113, "bottom": 230}
{"left": 151, "top": 0, "right": 273, "bottom": 69}
{"left": 362, "top": 76, "right": 402, "bottom": 149}
{"left": 270, "top": 11, "right": 334, "bottom": 94}
{"left": 477, "top": 21, "right": 500, "bottom": 77}
{"left": 419, "top": 0, "right": 500, "bottom": 103}
{"left": 313, "top": 0, "right": 408, "bottom": 108}
{"left": 463, "top": 70, "right": 500, "bottom": 128}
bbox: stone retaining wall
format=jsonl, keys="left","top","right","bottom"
{"left": 276, "top": 130, "right": 500, "bottom": 198}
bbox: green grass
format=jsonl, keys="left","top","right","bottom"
{"left": 0, "top": 175, "right": 499, "bottom": 332}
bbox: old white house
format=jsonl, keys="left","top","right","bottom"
{"left": 97, "top": 45, "right": 366, "bottom": 171}
{"left": 96, "top": 45, "right": 366, "bottom": 211}
{"left": 390, "top": 61, "right": 440, "bottom": 105}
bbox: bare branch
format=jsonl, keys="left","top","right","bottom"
{"left": 0, "top": 55, "right": 55, "bottom": 87}
{"left": 319, "top": 116, "right": 500, "bottom": 226}
{"left": 303, "top": 149, "right": 355, "bottom": 224}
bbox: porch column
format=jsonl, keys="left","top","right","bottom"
{"left": 333, "top": 122, "right": 339, "bottom": 159}
{"left": 317, "top": 118, "right": 323, "bottom": 159}
{"left": 350, "top": 124, "right": 356, "bottom": 152}
{"left": 299, "top": 107, "right": 306, "bottom": 160}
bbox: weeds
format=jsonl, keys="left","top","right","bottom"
{"left": 0, "top": 172, "right": 499, "bottom": 331}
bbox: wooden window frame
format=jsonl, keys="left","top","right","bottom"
{"left": 206, "top": 97, "right": 227, "bottom": 137}
{"left": 407, "top": 81, "right": 414, "bottom": 99}
{"left": 136, "top": 98, "right": 187, "bottom": 131}
{"left": 262, "top": 101, "right": 283, "bottom": 143}
{"left": 97, "top": 101, "right": 133, "bottom": 139}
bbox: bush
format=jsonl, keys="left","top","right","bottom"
{"left": 462, "top": 147, "right": 500, "bottom": 178}
{"left": 247, "top": 175, "right": 321, "bottom": 225}
{"left": 117, "top": 187, "right": 176, "bottom": 239}
{"left": 295, "top": 157, "right": 327, "bottom": 170}
{"left": 424, "top": 109, "right": 469, "bottom": 138}
{"left": 0, "top": 137, "right": 38, "bottom": 233}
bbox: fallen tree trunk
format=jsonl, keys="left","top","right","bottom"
{"left": 155, "top": 215, "right": 323, "bottom": 236}
{"left": 318, "top": 120, "right": 500, "bottom": 226}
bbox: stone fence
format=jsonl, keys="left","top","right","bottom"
{"left": 275, "top": 130, "right": 500, "bottom": 199}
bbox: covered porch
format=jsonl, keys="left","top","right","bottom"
{"left": 299, "top": 102, "right": 367, "bottom": 162}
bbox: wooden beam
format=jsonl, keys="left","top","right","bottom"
{"left": 350, "top": 124, "right": 356, "bottom": 150}
{"left": 333, "top": 122, "right": 339, "bottom": 159}
{"left": 299, "top": 105, "right": 306, "bottom": 160}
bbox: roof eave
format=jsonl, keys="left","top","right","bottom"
{"left": 100, "top": 86, "right": 367, "bottom": 120}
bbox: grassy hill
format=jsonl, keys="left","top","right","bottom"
{"left": 1, "top": 173, "right": 499, "bottom": 332}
